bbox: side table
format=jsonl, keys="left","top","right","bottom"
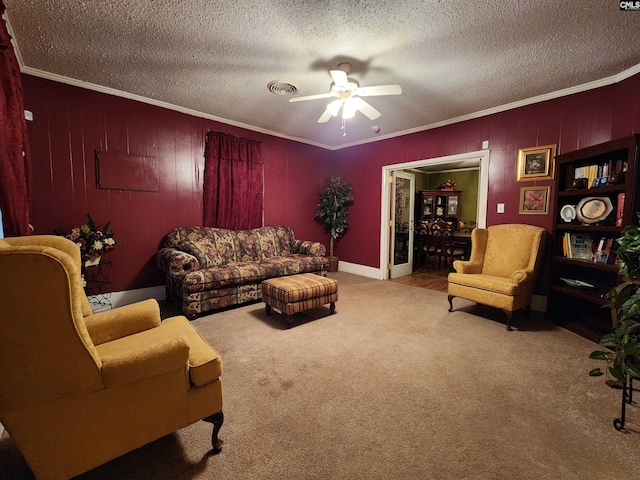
{"left": 83, "top": 259, "right": 113, "bottom": 312}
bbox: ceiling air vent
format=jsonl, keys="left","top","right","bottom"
{"left": 267, "top": 80, "right": 298, "bottom": 96}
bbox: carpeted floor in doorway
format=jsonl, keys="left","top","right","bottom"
{"left": 1, "top": 272, "right": 639, "bottom": 479}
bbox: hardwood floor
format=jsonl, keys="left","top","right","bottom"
{"left": 389, "top": 264, "right": 452, "bottom": 293}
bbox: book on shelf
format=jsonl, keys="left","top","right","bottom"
{"left": 565, "top": 232, "right": 593, "bottom": 260}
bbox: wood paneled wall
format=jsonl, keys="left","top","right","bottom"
{"left": 22, "top": 75, "right": 332, "bottom": 292}
{"left": 331, "top": 74, "right": 640, "bottom": 268}
{"left": 22, "top": 72, "right": 640, "bottom": 289}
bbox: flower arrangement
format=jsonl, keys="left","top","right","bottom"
{"left": 56, "top": 214, "right": 119, "bottom": 263}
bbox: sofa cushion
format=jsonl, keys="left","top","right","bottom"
{"left": 254, "top": 227, "right": 280, "bottom": 259}
{"left": 265, "top": 255, "right": 328, "bottom": 275}
{"left": 272, "top": 225, "right": 294, "bottom": 256}
{"left": 183, "top": 262, "right": 282, "bottom": 292}
{"left": 235, "top": 230, "right": 260, "bottom": 262}
{"left": 180, "top": 238, "right": 224, "bottom": 268}
{"left": 212, "top": 230, "right": 238, "bottom": 263}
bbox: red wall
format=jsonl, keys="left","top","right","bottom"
{"left": 331, "top": 73, "right": 640, "bottom": 268}
{"left": 22, "top": 72, "right": 640, "bottom": 289}
{"left": 22, "top": 75, "right": 333, "bottom": 292}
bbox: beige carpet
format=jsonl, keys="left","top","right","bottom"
{"left": 1, "top": 272, "right": 639, "bottom": 479}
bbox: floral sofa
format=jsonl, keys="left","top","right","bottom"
{"left": 155, "top": 225, "right": 328, "bottom": 317}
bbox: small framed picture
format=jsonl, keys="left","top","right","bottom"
{"left": 516, "top": 144, "right": 557, "bottom": 182}
{"left": 519, "top": 186, "right": 551, "bottom": 215}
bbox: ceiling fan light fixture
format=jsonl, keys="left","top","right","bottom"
{"left": 342, "top": 98, "right": 358, "bottom": 119}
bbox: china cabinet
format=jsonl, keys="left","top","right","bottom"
{"left": 416, "top": 190, "right": 462, "bottom": 228}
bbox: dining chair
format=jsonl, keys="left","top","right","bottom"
{"left": 431, "top": 220, "right": 465, "bottom": 269}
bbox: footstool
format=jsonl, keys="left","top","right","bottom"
{"left": 262, "top": 273, "right": 338, "bottom": 328}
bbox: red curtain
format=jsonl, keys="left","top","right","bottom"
{"left": 203, "top": 132, "right": 263, "bottom": 229}
{"left": 0, "top": 1, "right": 32, "bottom": 237}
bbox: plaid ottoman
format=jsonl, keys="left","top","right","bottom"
{"left": 261, "top": 273, "right": 338, "bottom": 328}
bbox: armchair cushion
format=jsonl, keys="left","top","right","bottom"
{"left": 96, "top": 334, "right": 190, "bottom": 388}
{"left": 482, "top": 224, "right": 540, "bottom": 277}
{"left": 84, "top": 298, "right": 162, "bottom": 345}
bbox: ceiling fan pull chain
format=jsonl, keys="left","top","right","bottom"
{"left": 341, "top": 117, "right": 346, "bottom": 136}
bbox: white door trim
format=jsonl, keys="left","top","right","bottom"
{"left": 379, "top": 149, "right": 490, "bottom": 280}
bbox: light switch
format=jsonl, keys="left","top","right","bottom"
{"left": 497, "top": 203, "right": 505, "bottom": 213}
{"left": 482, "top": 140, "right": 489, "bottom": 149}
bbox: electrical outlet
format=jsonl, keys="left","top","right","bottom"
{"left": 497, "top": 203, "right": 505, "bottom": 213}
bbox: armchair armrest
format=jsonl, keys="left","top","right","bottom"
{"left": 511, "top": 269, "right": 533, "bottom": 285}
{"left": 292, "top": 239, "right": 326, "bottom": 257}
{"left": 84, "top": 299, "right": 161, "bottom": 345}
{"left": 452, "top": 260, "right": 483, "bottom": 274}
{"left": 98, "top": 335, "right": 190, "bottom": 387}
{"left": 155, "top": 247, "right": 201, "bottom": 278}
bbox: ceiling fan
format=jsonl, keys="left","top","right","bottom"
{"left": 289, "top": 62, "right": 402, "bottom": 133}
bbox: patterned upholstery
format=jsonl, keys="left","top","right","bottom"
{"left": 156, "top": 225, "right": 328, "bottom": 317}
{"left": 262, "top": 273, "right": 338, "bottom": 327}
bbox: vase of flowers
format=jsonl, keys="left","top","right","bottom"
{"left": 56, "top": 214, "right": 119, "bottom": 266}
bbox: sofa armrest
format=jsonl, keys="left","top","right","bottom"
{"left": 97, "top": 335, "right": 190, "bottom": 387}
{"left": 84, "top": 299, "right": 162, "bottom": 345}
{"left": 155, "top": 247, "right": 201, "bottom": 278}
{"left": 452, "top": 260, "right": 483, "bottom": 274}
{"left": 292, "top": 239, "right": 326, "bottom": 257}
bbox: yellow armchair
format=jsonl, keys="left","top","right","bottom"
{"left": 0, "top": 235, "right": 223, "bottom": 480}
{"left": 447, "top": 224, "right": 547, "bottom": 330}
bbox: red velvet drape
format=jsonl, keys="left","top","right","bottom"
{"left": 203, "top": 132, "right": 263, "bottom": 229}
{"left": 0, "top": 2, "right": 32, "bottom": 237}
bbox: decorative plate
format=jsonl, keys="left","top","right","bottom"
{"left": 560, "top": 204, "right": 576, "bottom": 223}
{"left": 575, "top": 197, "right": 613, "bottom": 224}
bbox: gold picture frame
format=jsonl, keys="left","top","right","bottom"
{"left": 519, "top": 186, "right": 551, "bottom": 215}
{"left": 516, "top": 144, "right": 556, "bottom": 181}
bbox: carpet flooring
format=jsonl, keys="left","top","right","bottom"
{"left": 1, "top": 272, "right": 639, "bottom": 479}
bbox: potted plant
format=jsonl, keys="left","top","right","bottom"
{"left": 315, "top": 177, "right": 354, "bottom": 272}
{"left": 589, "top": 214, "right": 640, "bottom": 429}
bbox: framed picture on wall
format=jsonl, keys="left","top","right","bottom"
{"left": 516, "top": 144, "right": 557, "bottom": 181}
{"left": 519, "top": 186, "right": 551, "bottom": 214}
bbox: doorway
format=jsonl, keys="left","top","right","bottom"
{"left": 380, "top": 149, "right": 490, "bottom": 280}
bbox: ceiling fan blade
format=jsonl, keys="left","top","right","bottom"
{"left": 289, "top": 92, "right": 337, "bottom": 103}
{"left": 317, "top": 108, "right": 334, "bottom": 123}
{"left": 353, "top": 98, "right": 381, "bottom": 120}
{"left": 330, "top": 69, "right": 349, "bottom": 88}
{"left": 355, "top": 84, "right": 402, "bottom": 97}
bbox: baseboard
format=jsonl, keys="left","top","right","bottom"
{"left": 337, "top": 260, "right": 383, "bottom": 279}
{"left": 89, "top": 285, "right": 165, "bottom": 312}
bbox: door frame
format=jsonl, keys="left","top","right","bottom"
{"left": 379, "top": 149, "right": 490, "bottom": 280}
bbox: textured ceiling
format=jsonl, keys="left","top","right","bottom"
{"left": 4, "top": 1, "right": 640, "bottom": 150}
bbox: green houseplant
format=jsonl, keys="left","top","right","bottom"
{"left": 315, "top": 177, "right": 354, "bottom": 272}
{"left": 589, "top": 214, "right": 640, "bottom": 429}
